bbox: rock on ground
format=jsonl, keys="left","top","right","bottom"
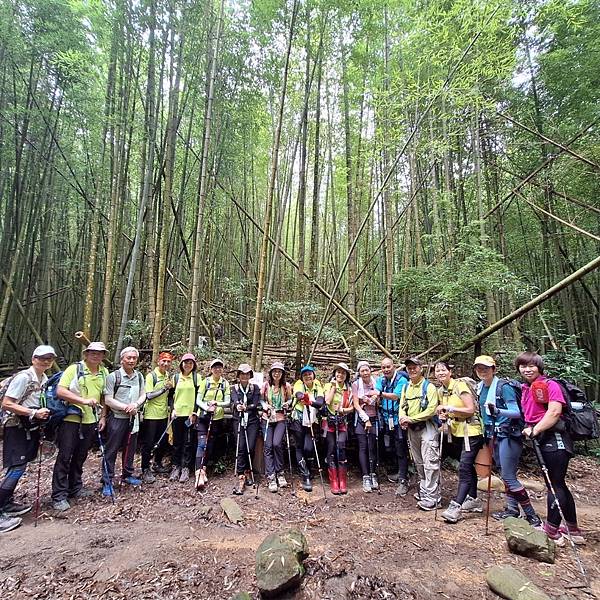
{"left": 255, "top": 529, "right": 308, "bottom": 597}
{"left": 503, "top": 517, "right": 555, "bottom": 564}
{"left": 486, "top": 565, "right": 551, "bottom": 600}
{"left": 221, "top": 497, "right": 244, "bottom": 524}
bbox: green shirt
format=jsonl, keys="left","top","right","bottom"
{"left": 59, "top": 362, "right": 108, "bottom": 425}
{"left": 144, "top": 368, "right": 170, "bottom": 420}
{"left": 399, "top": 377, "right": 438, "bottom": 423}
{"left": 173, "top": 372, "right": 198, "bottom": 417}
{"left": 196, "top": 376, "right": 230, "bottom": 421}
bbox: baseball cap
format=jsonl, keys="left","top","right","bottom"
{"left": 473, "top": 355, "right": 496, "bottom": 367}
{"left": 300, "top": 365, "right": 315, "bottom": 375}
{"left": 405, "top": 356, "right": 422, "bottom": 367}
{"left": 210, "top": 358, "right": 224, "bottom": 368}
{"left": 32, "top": 345, "right": 57, "bottom": 359}
{"left": 237, "top": 363, "right": 253, "bottom": 375}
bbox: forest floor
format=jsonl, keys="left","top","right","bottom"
{"left": 0, "top": 448, "right": 599, "bottom": 600}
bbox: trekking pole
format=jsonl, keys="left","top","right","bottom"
{"left": 435, "top": 423, "right": 445, "bottom": 521}
{"left": 195, "top": 412, "right": 214, "bottom": 491}
{"left": 33, "top": 426, "right": 45, "bottom": 527}
{"left": 308, "top": 418, "right": 327, "bottom": 502}
{"left": 532, "top": 437, "right": 588, "bottom": 583}
{"left": 119, "top": 416, "right": 135, "bottom": 491}
{"left": 256, "top": 417, "right": 269, "bottom": 499}
{"left": 283, "top": 414, "right": 296, "bottom": 496}
{"left": 243, "top": 422, "right": 255, "bottom": 486}
{"left": 94, "top": 408, "right": 116, "bottom": 504}
{"left": 151, "top": 412, "right": 176, "bottom": 457}
{"left": 374, "top": 419, "right": 382, "bottom": 495}
{"left": 485, "top": 416, "right": 496, "bottom": 536}
{"left": 234, "top": 418, "right": 242, "bottom": 478}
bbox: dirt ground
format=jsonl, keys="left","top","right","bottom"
{"left": 0, "top": 448, "right": 599, "bottom": 600}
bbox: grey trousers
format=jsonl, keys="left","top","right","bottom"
{"left": 407, "top": 420, "right": 440, "bottom": 502}
{"left": 102, "top": 415, "right": 137, "bottom": 484}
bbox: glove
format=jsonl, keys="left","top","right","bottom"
{"left": 301, "top": 393, "right": 311, "bottom": 406}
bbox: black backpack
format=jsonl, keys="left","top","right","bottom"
{"left": 553, "top": 379, "right": 600, "bottom": 442}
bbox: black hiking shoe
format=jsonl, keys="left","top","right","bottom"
{"left": 492, "top": 508, "right": 519, "bottom": 521}
{"left": 2, "top": 502, "right": 32, "bottom": 517}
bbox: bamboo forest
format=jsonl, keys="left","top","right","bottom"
{"left": 1, "top": 0, "right": 599, "bottom": 390}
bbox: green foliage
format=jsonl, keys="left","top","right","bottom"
{"left": 543, "top": 336, "right": 597, "bottom": 387}
{"left": 393, "top": 238, "right": 526, "bottom": 348}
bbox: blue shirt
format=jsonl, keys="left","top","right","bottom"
{"left": 376, "top": 372, "right": 408, "bottom": 426}
{"left": 478, "top": 380, "right": 521, "bottom": 430}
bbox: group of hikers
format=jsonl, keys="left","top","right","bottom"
{"left": 0, "top": 342, "right": 586, "bottom": 550}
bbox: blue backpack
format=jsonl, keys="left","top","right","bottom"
{"left": 43, "top": 365, "right": 85, "bottom": 434}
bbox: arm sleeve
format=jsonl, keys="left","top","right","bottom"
{"left": 195, "top": 379, "right": 209, "bottom": 413}
{"left": 496, "top": 382, "right": 522, "bottom": 419}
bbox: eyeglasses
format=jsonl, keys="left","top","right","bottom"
{"left": 35, "top": 355, "right": 55, "bottom": 361}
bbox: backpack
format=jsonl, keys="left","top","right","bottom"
{"left": 454, "top": 377, "right": 482, "bottom": 424}
{"left": 553, "top": 379, "right": 600, "bottom": 442}
{"left": 113, "top": 369, "right": 144, "bottom": 395}
{"left": 0, "top": 374, "right": 20, "bottom": 425}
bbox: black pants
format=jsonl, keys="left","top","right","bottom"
{"left": 355, "top": 421, "right": 377, "bottom": 476}
{"left": 140, "top": 418, "right": 168, "bottom": 471}
{"left": 289, "top": 420, "right": 314, "bottom": 466}
{"left": 234, "top": 418, "right": 259, "bottom": 473}
{"left": 0, "top": 426, "right": 38, "bottom": 509}
{"left": 51, "top": 421, "right": 96, "bottom": 501}
{"left": 195, "top": 418, "right": 222, "bottom": 470}
{"left": 540, "top": 448, "right": 577, "bottom": 527}
{"left": 263, "top": 420, "right": 285, "bottom": 476}
{"left": 455, "top": 435, "right": 485, "bottom": 504}
{"left": 102, "top": 416, "right": 137, "bottom": 484}
{"left": 383, "top": 424, "right": 409, "bottom": 480}
{"left": 171, "top": 416, "right": 196, "bottom": 470}
{"left": 326, "top": 428, "right": 347, "bottom": 467}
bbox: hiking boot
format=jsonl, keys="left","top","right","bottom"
{"left": 142, "top": 469, "right": 156, "bottom": 484}
{"left": 2, "top": 501, "right": 32, "bottom": 516}
{"left": 0, "top": 514, "right": 22, "bottom": 533}
{"left": 152, "top": 462, "right": 170, "bottom": 474}
{"left": 179, "top": 467, "right": 190, "bottom": 483}
{"left": 233, "top": 474, "right": 245, "bottom": 495}
{"left": 302, "top": 476, "right": 312, "bottom": 492}
{"left": 268, "top": 475, "right": 278, "bottom": 493}
{"left": 338, "top": 466, "right": 348, "bottom": 494}
{"left": 461, "top": 495, "right": 484, "bottom": 513}
{"left": 370, "top": 473, "right": 379, "bottom": 490}
{"left": 441, "top": 500, "right": 463, "bottom": 523}
{"left": 362, "top": 475, "right": 372, "bottom": 493}
{"left": 169, "top": 466, "right": 181, "bottom": 481}
{"left": 328, "top": 467, "right": 339, "bottom": 495}
{"left": 69, "top": 488, "right": 94, "bottom": 500}
{"left": 492, "top": 508, "right": 519, "bottom": 521}
{"left": 417, "top": 498, "right": 441, "bottom": 511}
{"left": 395, "top": 479, "right": 409, "bottom": 497}
{"left": 122, "top": 476, "right": 142, "bottom": 486}
{"left": 277, "top": 473, "right": 288, "bottom": 488}
{"left": 525, "top": 514, "right": 543, "bottom": 529}
{"left": 52, "top": 499, "right": 71, "bottom": 512}
{"left": 101, "top": 484, "right": 114, "bottom": 498}
{"left": 559, "top": 525, "right": 586, "bottom": 545}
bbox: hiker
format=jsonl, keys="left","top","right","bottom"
{"left": 51, "top": 341, "right": 109, "bottom": 511}
{"left": 474, "top": 355, "right": 541, "bottom": 527}
{"left": 141, "top": 351, "right": 174, "bottom": 483}
{"left": 323, "top": 362, "right": 354, "bottom": 495}
{"left": 399, "top": 356, "right": 440, "bottom": 510}
{"left": 101, "top": 346, "right": 146, "bottom": 494}
{"left": 169, "top": 353, "right": 199, "bottom": 483}
{"left": 290, "top": 365, "right": 325, "bottom": 492}
{"left": 0, "top": 345, "right": 54, "bottom": 533}
{"left": 231, "top": 363, "right": 260, "bottom": 495}
{"left": 192, "top": 358, "right": 231, "bottom": 491}
{"left": 434, "top": 361, "right": 485, "bottom": 524}
{"left": 261, "top": 361, "right": 292, "bottom": 493}
{"left": 352, "top": 360, "right": 380, "bottom": 493}
{"left": 515, "top": 351, "right": 582, "bottom": 545}
{"left": 376, "top": 357, "right": 409, "bottom": 496}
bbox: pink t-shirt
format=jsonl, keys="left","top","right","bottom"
{"left": 521, "top": 377, "right": 566, "bottom": 425}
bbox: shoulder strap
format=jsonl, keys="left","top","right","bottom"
{"left": 137, "top": 371, "right": 143, "bottom": 388}
{"left": 113, "top": 370, "right": 122, "bottom": 395}
{"left": 174, "top": 372, "right": 180, "bottom": 387}
{"left": 152, "top": 371, "right": 158, "bottom": 386}
{"left": 192, "top": 371, "right": 199, "bottom": 396}
{"left": 77, "top": 361, "right": 85, "bottom": 380}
